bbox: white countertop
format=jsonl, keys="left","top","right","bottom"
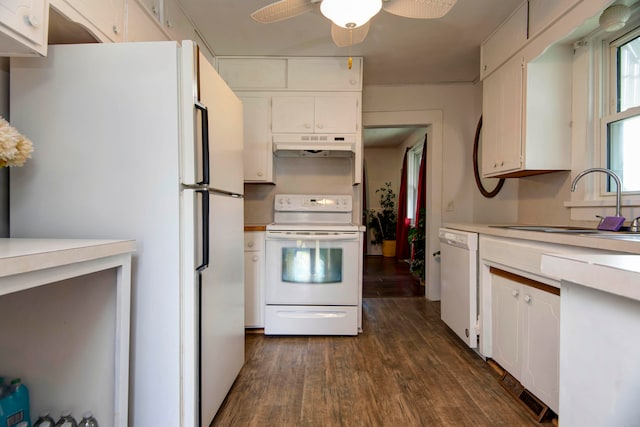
{"left": 442, "top": 223, "right": 640, "bottom": 254}
{"left": 541, "top": 253, "right": 640, "bottom": 302}
{"left": 0, "top": 238, "right": 136, "bottom": 295}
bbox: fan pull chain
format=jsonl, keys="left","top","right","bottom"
{"left": 348, "top": 29, "right": 353, "bottom": 70}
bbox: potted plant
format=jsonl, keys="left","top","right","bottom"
{"left": 367, "top": 182, "right": 397, "bottom": 257}
{"left": 407, "top": 208, "right": 426, "bottom": 284}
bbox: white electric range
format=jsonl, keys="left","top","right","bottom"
{"left": 264, "top": 194, "right": 363, "bottom": 335}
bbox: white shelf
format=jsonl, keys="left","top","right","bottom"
{"left": 0, "top": 238, "right": 135, "bottom": 426}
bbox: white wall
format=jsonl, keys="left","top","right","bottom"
{"left": 362, "top": 83, "right": 519, "bottom": 226}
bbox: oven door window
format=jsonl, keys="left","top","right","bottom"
{"left": 282, "top": 247, "right": 342, "bottom": 284}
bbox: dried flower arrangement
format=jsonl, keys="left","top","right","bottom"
{"left": 0, "top": 116, "right": 33, "bottom": 167}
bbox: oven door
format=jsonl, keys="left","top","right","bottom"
{"left": 265, "top": 231, "right": 360, "bottom": 305}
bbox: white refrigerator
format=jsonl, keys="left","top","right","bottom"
{"left": 9, "top": 41, "right": 244, "bottom": 427}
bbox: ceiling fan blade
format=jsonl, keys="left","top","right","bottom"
{"left": 251, "top": 0, "right": 316, "bottom": 24}
{"left": 383, "top": 0, "right": 457, "bottom": 19}
{"left": 331, "top": 21, "right": 370, "bottom": 47}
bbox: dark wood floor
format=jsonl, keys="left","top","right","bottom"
{"left": 363, "top": 255, "right": 424, "bottom": 298}
{"left": 210, "top": 261, "right": 546, "bottom": 426}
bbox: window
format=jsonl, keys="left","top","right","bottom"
{"left": 406, "top": 143, "right": 423, "bottom": 223}
{"left": 602, "top": 27, "right": 640, "bottom": 192}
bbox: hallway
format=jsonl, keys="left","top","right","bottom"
{"left": 363, "top": 255, "right": 423, "bottom": 298}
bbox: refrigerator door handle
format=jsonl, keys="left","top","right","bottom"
{"left": 196, "top": 189, "right": 209, "bottom": 272}
{"left": 195, "top": 101, "right": 210, "bottom": 186}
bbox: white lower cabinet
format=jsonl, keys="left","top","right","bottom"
{"left": 491, "top": 268, "right": 559, "bottom": 413}
{"left": 244, "top": 231, "right": 265, "bottom": 328}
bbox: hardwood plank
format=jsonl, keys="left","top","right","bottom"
{"left": 210, "top": 297, "right": 550, "bottom": 426}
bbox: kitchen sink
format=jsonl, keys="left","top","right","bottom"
{"left": 490, "top": 225, "right": 601, "bottom": 233}
{"left": 490, "top": 225, "right": 640, "bottom": 239}
{"left": 582, "top": 234, "right": 640, "bottom": 241}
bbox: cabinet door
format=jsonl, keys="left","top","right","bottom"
{"left": 315, "top": 96, "right": 358, "bottom": 133}
{"left": 240, "top": 95, "right": 273, "bottom": 183}
{"left": 528, "top": 0, "right": 580, "bottom": 38}
{"left": 288, "top": 58, "right": 362, "bottom": 90}
{"left": 244, "top": 232, "right": 264, "bottom": 328}
{"left": 0, "top": 0, "right": 47, "bottom": 53}
{"left": 480, "top": 1, "right": 527, "bottom": 80}
{"left": 136, "top": 0, "right": 161, "bottom": 23}
{"left": 57, "top": 0, "right": 125, "bottom": 42}
{"left": 482, "top": 55, "right": 523, "bottom": 177}
{"left": 163, "top": 0, "right": 193, "bottom": 42}
{"left": 491, "top": 275, "right": 523, "bottom": 378}
{"left": 125, "top": 0, "right": 168, "bottom": 42}
{"left": 271, "top": 96, "right": 315, "bottom": 133}
{"left": 521, "top": 286, "right": 560, "bottom": 413}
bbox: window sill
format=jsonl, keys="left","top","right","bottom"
{"left": 565, "top": 198, "right": 640, "bottom": 221}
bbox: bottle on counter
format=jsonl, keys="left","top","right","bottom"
{"left": 34, "top": 411, "right": 56, "bottom": 427}
{"left": 54, "top": 410, "right": 77, "bottom": 427}
{"left": 77, "top": 412, "right": 98, "bottom": 427}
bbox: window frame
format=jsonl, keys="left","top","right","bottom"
{"left": 598, "top": 23, "right": 640, "bottom": 196}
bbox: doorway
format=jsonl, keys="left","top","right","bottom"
{"left": 362, "top": 110, "right": 444, "bottom": 301}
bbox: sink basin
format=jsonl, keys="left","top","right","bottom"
{"left": 584, "top": 234, "right": 640, "bottom": 241}
{"left": 490, "top": 225, "right": 640, "bottom": 240}
{"left": 490, "top": 225, "right": 601, "bottom": 233}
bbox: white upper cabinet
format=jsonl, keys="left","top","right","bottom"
{"left": 0, "top": 0, "right": 48, "bottom": 56}
{"left": 288, "top": 58, "right": 361, "bottom": 90}
{"left": 482, "top": 45, "right": 572, "bottom": 178}
{"left": 125, "top": 0, "right": 168, "bottom": 41}
{"left": 482, "top": 54, "right": 524, "bottom": 177}
{"left": 271, "top": 95, "right": 359, "bottom": 134}
{"left": 162, "top": 0, "right": 192, "bottom": 42}
{"left": 240, "top": 94, "right": 274, "bottom": 183}
{"left": 217, "top": 57, "right": 363, "bottom": 91}
{"left": 218, "top": 58, "right": 288, "bottom": 90}
{"left": 137, "top": 0, "right": 161, "bottom": 23}
{"left": 528, "top": 0, "right": 581, "bottom": 38}
{"left": 480, "top": 1, "right": 527, "bottom": 80}
{"left": 51, "top": 0, "right": 125, "bottom": 42}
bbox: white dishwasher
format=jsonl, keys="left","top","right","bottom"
{"left": 439, "top": 228, "right": 479, "bottom": 348}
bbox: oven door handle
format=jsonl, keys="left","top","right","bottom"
{"left": 266, "top": 233, "right": 359, "bottom": 242}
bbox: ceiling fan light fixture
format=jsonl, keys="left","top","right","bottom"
{"left": 320, "top": 0, "right": 382, "bottom": 28}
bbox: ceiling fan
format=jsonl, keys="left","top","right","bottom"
{"left": 250, "top": 0, "right": 457, "bottom": 47}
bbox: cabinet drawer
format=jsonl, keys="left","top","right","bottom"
{"left": 244, "top": 232, "right": 264, "bottom": 252}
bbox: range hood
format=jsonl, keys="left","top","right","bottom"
{"left": 272, "top": 134, "right": 356, "bottom": 158}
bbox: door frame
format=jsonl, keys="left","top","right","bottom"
{"left": 362, "top": 110, "right": 443, "bottom": 301}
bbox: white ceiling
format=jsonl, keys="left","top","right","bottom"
{"left": 181, "top": 0, "right": 524, "bottom": 86}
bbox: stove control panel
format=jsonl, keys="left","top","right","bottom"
{"left": 274, "top": 194, "right": 352, "bottom": 212}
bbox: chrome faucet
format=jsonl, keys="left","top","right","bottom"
{"left": 571, "top": 168, "right": 623, "bottom": 217}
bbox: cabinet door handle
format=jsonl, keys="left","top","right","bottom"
{"left": 252, "top": 255, "right": 259, "bottom": 262}
{"left": 317, "top": 123, "right": 324, "bottom": 129}
{"left": 247, "top": 241, "right": 254, "bottom": 248}
{"left": 524, "top": 295, "right": 532, "bottom": 303}
{"left": 152, "top": 5, "right": 158, "bottom": 15}
{"left": 26, "top": 15, "right": 39, "bottom": 27}
{"left": 512, "top": 289, "right": 519, "bottom": 297}
{"left": 257, "top": 171, "right": 263, "bottom": 177}
{"left": 113, "top": 25, "right": 120, "bottom": 35}
{"left": 304, "top": 123, "right": 311, "bottom": 129}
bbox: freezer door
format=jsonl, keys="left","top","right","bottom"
{"left": 199, "top": 50, "right": 244, "bottom": 194}
{"left": 181, "top": 41, "right": 244, "bottom": 194}
{"left": 199, "top": 192, "right": 245, "bottom": 425}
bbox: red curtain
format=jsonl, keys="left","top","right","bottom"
{"left": 396, "top": 148, "right": 411, "bottom": 259}
{"left": 414, "top": 134, "right": 428, "bottom": 232}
